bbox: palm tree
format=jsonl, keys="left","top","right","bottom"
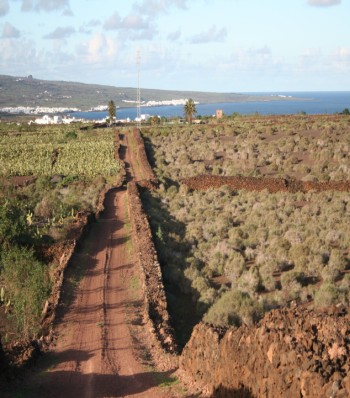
{"left": 108, "top": 100, "right": 116, "bottom": 124}
{"left": 150, "top": 115, "right": 160, "bottom": 125}
{"left": 184, "top": 98, "right": 197, "bottom": 123}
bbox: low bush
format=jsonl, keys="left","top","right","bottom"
{"left": 142, "top": 185, "right": 350, "bottom": 330}
{"left": 143, "top": 115, "right": 350, "bottom": 181}
{"left": 0, "top": 246, "right": 51, "bottom": 339}
{"left": 203, "top": 289, "right": 264, "bottom": 327}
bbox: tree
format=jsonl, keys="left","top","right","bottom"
{"left": 108, "top": 100, "right": 116, "bottom": 124}
{"left": 184, "top": 98, "right": 197, "bottom": 123}
{"left": 150, "top": 115, "right": 160, "bottom": 125}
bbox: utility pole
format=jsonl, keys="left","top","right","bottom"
{"left": 136, "top": 50, "right": 141, "bottom": 130}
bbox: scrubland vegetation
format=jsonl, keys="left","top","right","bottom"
{"left": 144, "top": 115, "right": 350, "bottom": 182}
{"left": 0, "top": 123, "right": 120, "bottom": 340}
{"left": 142, "top": 115, "right": 350, "bottom": 338}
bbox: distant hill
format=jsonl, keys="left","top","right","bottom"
{"left": 0, "top": 74, "right": 276, "bottom": 111}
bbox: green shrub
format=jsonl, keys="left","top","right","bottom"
{"left": 65, "top": 130, "right": 78, "bottom": 140}
{"left": 203, "top": 289, "right": 264, "bottom": 327}
{"left": 314, "top": 282, "right": 339, "bottom": 308}
{"left": 0, "top": 200, "right": 32, "bottom": 245}
{"left": 1, "top": 246, "right": 51, "bottom": 338}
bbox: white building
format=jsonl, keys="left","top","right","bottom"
{"left": 33, "top": 115, "right": 77, "bottom": 125}
{"left": 135, "top": 114, "right": 151, "bottom": 122}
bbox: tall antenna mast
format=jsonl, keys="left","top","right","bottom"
{"left": 136, "top": 50, "right": 141, "bottom": 130}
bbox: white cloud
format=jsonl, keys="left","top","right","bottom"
{"left": 216, "top": 46, "right": 283, "bottom": 76}
{"left": 133, "top": 0, "right": 188, "bottom": 16}
{"left": 190, "top": 25, "right": 227, "bottom": 44}
{"left": 2, "top": 21, "right": 20, "bottom": 38}
{"left": 334, "top": 47, "right": 350, "bottom": 58}
{"left": 17, "top": 0, "right": 70, "bottom": 12}
{"left": 0, "top": 37, "right": 47, "bottom": 72}
{"left": 103, "top": 12, "right": 121, "bottom": 30}
{"left": 77, "top": 32, "right": 120, "bottom": 64}
{"left": 167, "top": 29, "right": 181, "bottom": 41}
{"left": 0, "top": 0, "right": 9, "bottom": 16}
{"left": 300, "top": 48, "right": 322, "bottom": 62}
{"left": 308, "top": 0, "right": 341, "bottom": 7}
{"left": 61, "top": 7, "right": 73, "bottom": 16}
{"left": 103, "top": 11, "right": 157, "bottom": 40}
{"left": 86, "top": 19, "right": 101, "bottom": 28}
{"left": 43, "top": 26, "right": 75, "bottom": 39}
{"left": 104, "top": 12, "right": 150, "bottom": 31}
{"left": 79, "top": 19, "right": 101, "bottom": 34}
{"left": 332, "top": 47, "right": 350, "bottom": 70}
{"left": 122, "top": 14, "right": 149, "bottom": 30}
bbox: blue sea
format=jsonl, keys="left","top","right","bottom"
{"left": 71, "top": 91, "right": 350, "bottom": 121}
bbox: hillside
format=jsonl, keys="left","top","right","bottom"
{"left": 0, "top": 74, "right": 279, "bottom": 111}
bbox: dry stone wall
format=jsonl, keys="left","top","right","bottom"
{"left": 181, "top": 175, "right": 350, "bottom": 193}
{"left": 127, "top": 181, "right": 178, "bottom": 367}
{"left": 131, "top": 128, "right": 158, "bottom": 183}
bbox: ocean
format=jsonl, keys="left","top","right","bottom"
{"left": 71, "top": 91, "right": 350, "bottom": 121}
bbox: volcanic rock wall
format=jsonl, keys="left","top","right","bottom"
{"left": 181, "top": 175, "right": 350, "bottom": 193}
{"left": 127, "top": 181, "right": 178, "bottom": 368}
{"left": 179, "top": 306, "right": 350, "bottom": 398}
{"left": 131, "top": 128, "right": 158, "bottom": 183}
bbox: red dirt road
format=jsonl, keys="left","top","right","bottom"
{"left": 13, "top": 132, "right": 178, "bottom": 398}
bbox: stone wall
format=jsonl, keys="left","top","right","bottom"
{"left": 181, "top": 175, "right": 350, "bottom": 193}
{"left": 127, "top": 181, "right": 178, "bottom": 368}
{"left": 179, "top": 306, "right": 350, "bottom": 398}
{"left": 131, "top": 128, "right": 158, "bottom": 183}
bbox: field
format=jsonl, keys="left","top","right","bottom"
{"left": 144, "top": 114, "right": 350, "bottom": 181}
{"left": 0, "top": 124, "right": 119, "bottom": 177}
{"left": 0, "top": 122, "right": 120, "bottom": 341}
{"left": 0, "top": 115, "right": 349, "bottom": 396}
{"left": 142, "top": 115, "right": 350, "bottom": 341}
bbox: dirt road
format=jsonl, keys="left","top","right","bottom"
{"left": 14, "top": 131, "right": 178, "bottom": 398}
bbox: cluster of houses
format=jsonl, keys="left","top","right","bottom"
{"left": 31, "top": 114, "right": 151, "bottom": 125}
{"left": 31, "top": 115, "right": 78, "bottom": 125}
{"left": 28, "top": 110, "right": 223, "bottom": 126}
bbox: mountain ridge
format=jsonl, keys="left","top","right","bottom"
{"left": 0, "top": 74, "right": 280, "bottom": 111}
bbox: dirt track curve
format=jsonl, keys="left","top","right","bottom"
{"left": 14, "top": 133, "right": 175, "bottom": 398}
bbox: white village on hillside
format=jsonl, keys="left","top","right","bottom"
{"left": 0, "top": 99, "right": 199, "bottom": 125}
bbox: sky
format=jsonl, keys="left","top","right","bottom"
{"left": 0, "top": 0, "right": 349, "bottom": 92}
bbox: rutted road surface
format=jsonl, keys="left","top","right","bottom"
{"left": 17, "top": 132, "right": 176, "bottom": 398}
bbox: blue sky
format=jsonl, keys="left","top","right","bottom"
{"left": 0, "top": 0, "right": 349, "bottom": 92}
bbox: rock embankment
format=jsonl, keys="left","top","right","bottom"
{"left": 179, "top": 305, "right": 350, "bottom": 398}
{"left": 131, "top": 128, "right": 158, "bottom": 184}
{"left": 127, "top": 181, "right": 178, "bottom": 367}
{"left": 181, "top": 175, "right": 350, "bottom": 193}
